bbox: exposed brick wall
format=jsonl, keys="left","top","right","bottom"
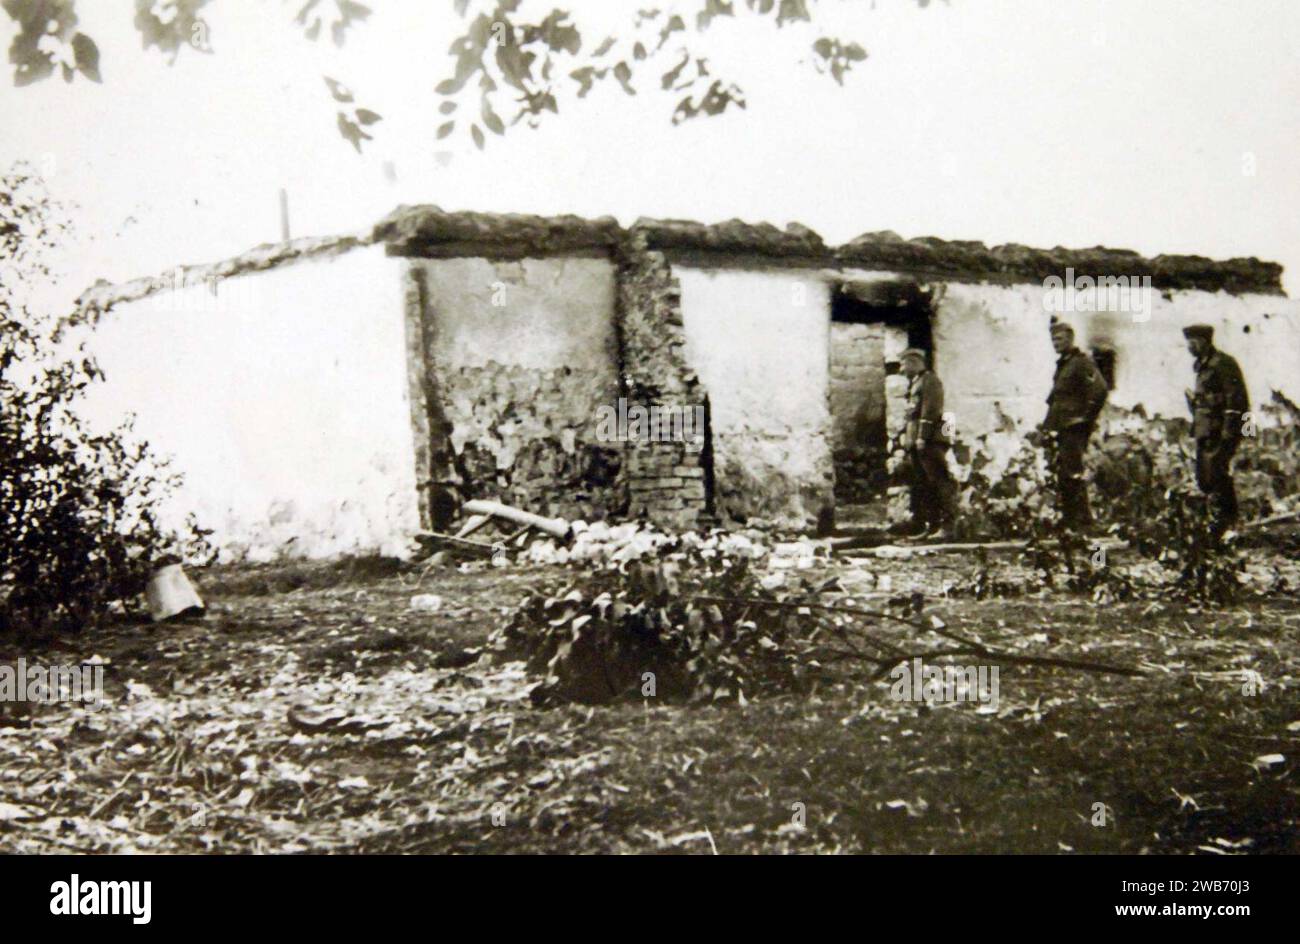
{"left": 615, "top": 242, "right": 709, "bottom": 529}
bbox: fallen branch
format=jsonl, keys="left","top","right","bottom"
{"left": 844, "top": 537, "right": 1129, "bottom": 558}
{"left": 692, "top": 593, "right": 1143, "bottom": 679}
{"left": 693, "top": 594, "right": 940, "bottom": 635}
{"left": 873, "top": 648, "right": 1145, "bottom": 679}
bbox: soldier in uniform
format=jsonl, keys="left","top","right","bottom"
{"left": 1042, "top": 320, "right": 1108, "bottom": 533}
{"left": 1183, "top": 324, "right": 1249, "bottom": 536}
{"left": 900, "top": 348, "right": 958, "bottom": 539}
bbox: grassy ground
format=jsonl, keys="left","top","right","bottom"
{"left": 1, "top": 551, "right": 1297, "bottom": 854}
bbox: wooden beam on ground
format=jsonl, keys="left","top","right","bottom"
{"left": 461, "top": 499, "right": 570, "bottom": 538}
{"left": 503, "top": 524, "right": 532, "bottom": 546}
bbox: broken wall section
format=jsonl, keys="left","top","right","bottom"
{"left": 408, "top": 256, "right": 624, "bottom": 522}
{"left": 615, "top": 243, "right": 709, "bottom": 530}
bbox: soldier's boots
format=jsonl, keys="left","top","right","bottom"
{"left": 908, "top": 521, "right": 957, "bottom": 542}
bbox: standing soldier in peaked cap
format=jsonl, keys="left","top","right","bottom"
{"left": 1183, "top": 323, "right": 1249, "bottom": 538}
{"left": 1042, "top": 320, "right": 1108, "bottom": 533}
{"left": 900, "top": 348, "right": 958, "bottom": 539}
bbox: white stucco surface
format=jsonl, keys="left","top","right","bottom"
{"left": 676, "top": 266, "right": 834, "bottom": 525}
{"left": 675, "top": 264, "right": 1298, "bottom": 522}
{"left": 74, "top": 243, "right": 419, "bottom": 561}
{"left": 61, "top": 236, "right": 1299, "bottom": 553}
{"left": 931, "top": 283, "right": 1300, "bottom": 440}
{"left": 412, "top": 256, "right": 618, "bottom": 373}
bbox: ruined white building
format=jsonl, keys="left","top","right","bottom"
{"left": 70, "top": 206, "right": 1300, "bottom": 559}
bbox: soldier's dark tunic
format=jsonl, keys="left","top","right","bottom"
{"left": 1189, "top": 347, "right": 1249, "bottom": 528}
{"left": 904, "top": 369, "right": 958, "bottom": 533}
{"left": 1043, "top": 347, "right": 1108, "bottom": 530}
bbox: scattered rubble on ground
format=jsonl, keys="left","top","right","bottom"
{"left": 419, "top": 498, "right": 830, "bottom": 572}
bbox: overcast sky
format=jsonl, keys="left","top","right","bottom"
{"left": 3, "top": 0, "right": 1298, "bottom": 301}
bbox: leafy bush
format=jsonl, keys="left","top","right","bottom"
{"left": 953, "top": 435, "right": 1058, "bottom": 540}
{"left": 492, "top": 540, "right": 828, "bottom": 705}
{"left": 1, "top": 164, "right": 211, "bottom": 635}
{"left": 946, "top": 401, "right": 1300, "bottom": 603}
{"left": 1085, "top": 424, "right": 1230, "bottom": 600}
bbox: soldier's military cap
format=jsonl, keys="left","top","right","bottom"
{"left": 1048, "top": 319, "right": 1074, "bottom": 337}
{"left": 1182, "top": 324, "right": 1214, "bottom": 341}
{"left": 899, "top": 347, "right": 927, "bottom": 361}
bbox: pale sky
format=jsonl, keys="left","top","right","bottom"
{"left": 3, "top": 0, "right": 1299, "bottom": 303}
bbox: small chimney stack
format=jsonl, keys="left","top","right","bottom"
{"left": 279, "top": 187, "right": 290, "bottom": 241}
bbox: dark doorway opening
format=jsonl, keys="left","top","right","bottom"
{"left": 828, "top": 280, "right": 934, "bottom": 508}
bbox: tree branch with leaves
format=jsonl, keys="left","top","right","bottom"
{"left": 3, "top": 0, "right": 940, "bottom": 152}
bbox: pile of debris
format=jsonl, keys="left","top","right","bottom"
{"left": 417, "top": 499, "right": 809, "bottom": 570}
{"left": 525, "top": 521, "right": 672, "bottom": 566}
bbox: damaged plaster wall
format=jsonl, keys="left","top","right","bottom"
{"left": 929, "top": 284, "right": 1300, "bottom": 441}
{"left": 68, "top": 206, "right": 1295, "bottom": 553}
{"left": 926, "top": 283, "right": 1053, "bottom": 441}
{"left": 75, "top": 243, "right": 420, "bottom": 560}
{"left": 409, "top": 256, "right": 623, "bottom": 521}
{"left": 675, "top": 266, "right": 835, "bottom": 528}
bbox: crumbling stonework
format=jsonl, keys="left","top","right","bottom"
{"left": 629, "top": 217, "right": 828, "bottom": 261}
{"left": 73, "top": 232, "right": 370, "bottom": 329}
{"left": 377, "top": 205, "right": 620, "bottom": 259}
{"left": 444, "top": 364, "right": 623, "bottom": 521}
{"left": 615, "top": 240, "right": 709, "bottom": 530}
{"left": 407, "top": 255, "right": 624, "bottom": 525}
{"left": 881, "top": 324, "right": 912, "bottom": 444}
{"left": 836, "top": 232, "right": 1284, "bottom": 295}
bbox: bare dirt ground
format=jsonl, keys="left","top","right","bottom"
{"left": 2, "top": 550, "right": 1298, "bottom": 854}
